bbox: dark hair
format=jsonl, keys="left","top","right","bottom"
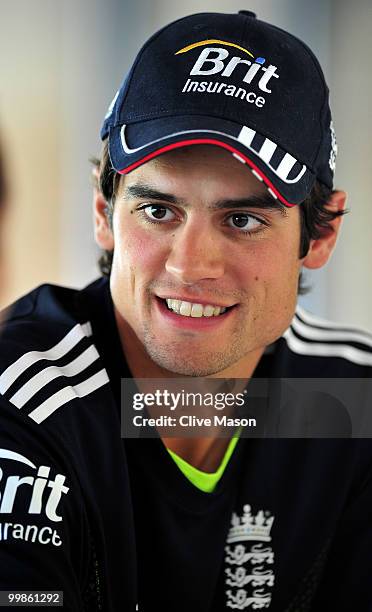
{"left": 93, "top": 141, "right": 346, "bottom": 293}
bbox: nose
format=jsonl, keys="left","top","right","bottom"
{"left": 165, "top": 217, "right": 225, "bottom": 284}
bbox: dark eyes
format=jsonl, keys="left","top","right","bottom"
{"left": 228, "top": 213, "right": 257, "bottom": 230}
{"left": 143, "top": 205, "right": 173, "bottom": 221}
{"left": 139, "top": 204, "right": 264, "bottom": 234}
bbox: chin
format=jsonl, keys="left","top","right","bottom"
{"left": 145, "top": 345, "right": 237, "bottom": 377}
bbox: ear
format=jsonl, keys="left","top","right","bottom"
{"left": 92, "top": 166, "right": 114, "bottom": 251}
{"left": 302, "top": 190, "right": 346, "bottom": 270}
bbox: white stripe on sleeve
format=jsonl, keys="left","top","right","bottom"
{"left": 10, "top": 345, "right": 100, "bottom": 409}
{"left": 28, "top": 369, "right": 110, "bottom": 424}
{"left": 0, "top": 322, "right": 92, "bottom": 394}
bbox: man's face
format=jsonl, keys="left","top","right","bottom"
{"left": 108, "top": 146, "right": 303, "bottom": 377}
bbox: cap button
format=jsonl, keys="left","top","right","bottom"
{"left": 238, "top": 10, "right": 257, "bottom": 18}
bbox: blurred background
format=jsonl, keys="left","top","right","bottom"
{"left": 0, "top": 0, "right": 371, "bottom": 331}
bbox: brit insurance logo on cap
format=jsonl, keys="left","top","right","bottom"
{"left": 101, "top": 11, "right": 336, "bottom": 208}
{"left": 177, "top": 38, "right": 279, "bottom": 109}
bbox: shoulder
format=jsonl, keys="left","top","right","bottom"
{"left": 277, "top": 305, "right": 372, "bottom": 376}
{"left": 0, "top": 283, "right": 86, "bottom": 355}
{"left": 0, "top": 281, "right": 110, "bottom": 428}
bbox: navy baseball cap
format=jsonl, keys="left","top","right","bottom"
{"left": 101, "top": 11, "right": 338, "bottom": 207}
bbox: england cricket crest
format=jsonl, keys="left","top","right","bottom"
{"left": 224, "top": 504, "right": 275, "bottom": 609}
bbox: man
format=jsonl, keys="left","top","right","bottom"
{"left": 0, "top": 11, "right": 371, "bottom": 612}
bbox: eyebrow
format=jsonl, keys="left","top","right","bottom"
{"left": 123, "top": 184, "right": 287, "bottom": 216}
{"left": 123, "top": 185, "right": 183, "bottom": 205}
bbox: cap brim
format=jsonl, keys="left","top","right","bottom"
{"left": 108, "top": 115, "right": 315, "bottom": 207}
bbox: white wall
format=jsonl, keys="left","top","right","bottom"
{"left": 326, "top": 0, "right": 372, "bottom": 330}
{"left": 0, "top": 1, "right": 62, "bottom": 304}
{"left": 0, "top": 0, "right": 371, "bottom": 331}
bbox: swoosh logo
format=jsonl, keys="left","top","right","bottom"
{"left": 175, "top": 39, "right": 254, "bottom": 58}
{"left": 0, "top": 448, "right": 36, "bottom": 468}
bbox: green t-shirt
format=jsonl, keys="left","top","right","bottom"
{"left": 167, "top": 434, "right": 240, "bottom": 493}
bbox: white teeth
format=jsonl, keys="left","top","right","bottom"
{"left": 172, "top": 300, "right": 181, "bottom": 313}
{"left": 203, "top": 305, "right": 215, "bottom": 317}
{"left": 165, "top": 299, "right": 228, "bottom": 317}
{"left": 179, "top": 301, "right": 192, "bottom": 317}
{"left": 191, "top": 303, "right": 203, "bottom": 318}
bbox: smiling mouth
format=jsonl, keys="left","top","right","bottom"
{"left": 162, "top": 298, "right": 234, "bottom": 318}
